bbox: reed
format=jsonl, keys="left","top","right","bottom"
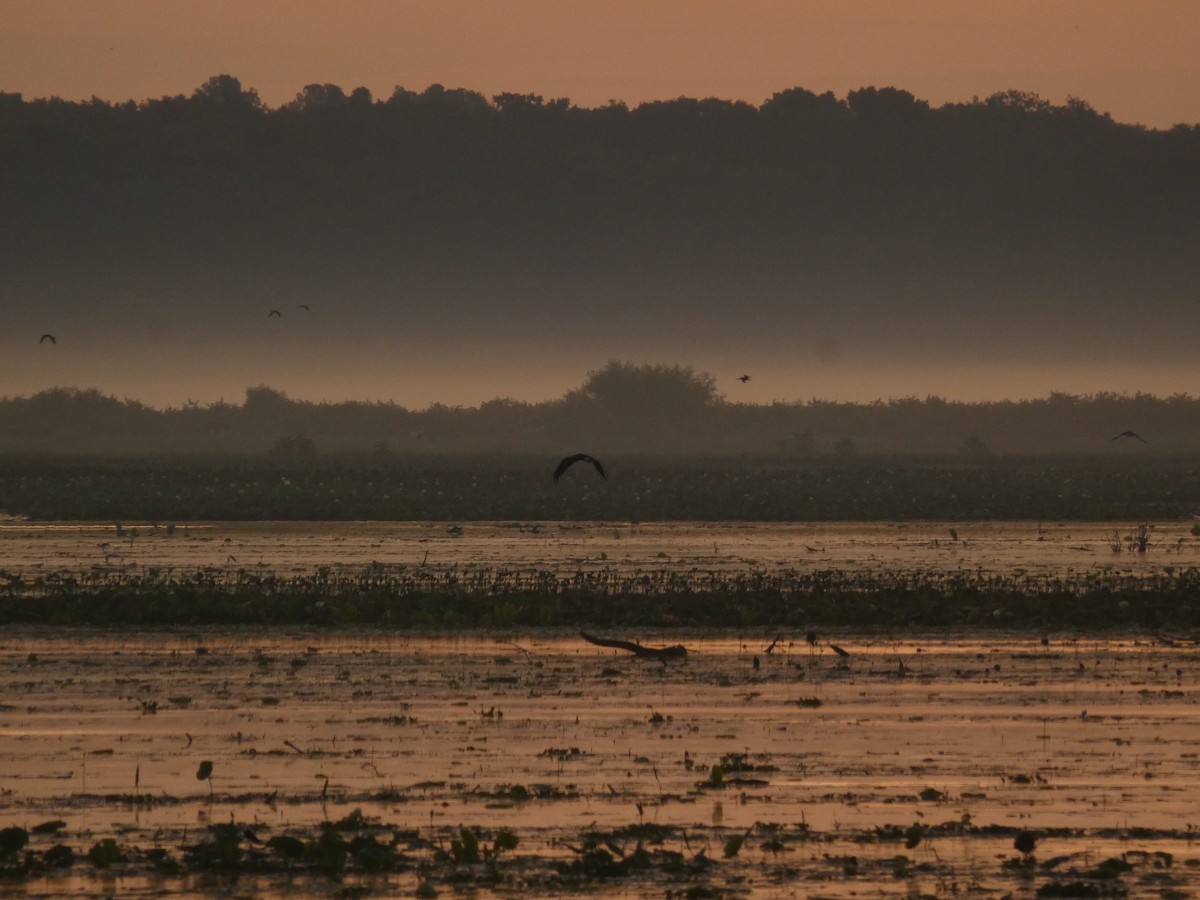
{"left": 0, "top": 560, "right": 1193, "bottom": 629}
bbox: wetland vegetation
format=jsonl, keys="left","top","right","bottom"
{"left": 3, "top": 451, "right": 1200, "bottom": 522}
{"left": 5, "top": 365, "right": 1200, "bottom": 457}
{"left": 1, "top": 631, "right": 1198, "bottom": 898}
{"left": 0, "top": 520, "right": 1198, "bottom": 631}
{"left": 3, "top": 376, "right": 1199, "bottom": 897}
{"left": 2, "top": 552, "right": 1200, "bottom": 630}
{"left": 2, "top": 513, "right": 1199, "bottom": 897}
{"left": 6, "top": 72, "right": 1200, "bottom": 898}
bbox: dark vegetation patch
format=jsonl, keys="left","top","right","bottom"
{"left": 3, "top": 80, "right": 1199, "bottom": 452}
{"left": 0, "top": 817, "right": 1186, "bottom": 896}
{"left": 2, "top": 453, "right": 1200, "bottom": 521}
{"left": 0, "top": 560, "right": 1197, "bottom": 629}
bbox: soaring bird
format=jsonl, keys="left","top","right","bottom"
{"left": 268, "top": 309, "right": 282, "bottom": 318}
{"left": 737, "top": 374, "right": 751, "bottom": 383}
{"left": 1111, "top": 430, "right": 1148, "bottom": 443}
{"left": 296, "top": 304, "right": 310, "bottom": 311}
{"left": 553, "top": 453, "right": 606, "bottom": 482}
{"left": 39, "top": 334, "right": 56, "bottom": 344}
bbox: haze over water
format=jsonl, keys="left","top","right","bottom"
{"left": 2, "top": 2, "right": 1198, "bottom": 409}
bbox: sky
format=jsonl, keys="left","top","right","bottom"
{"left": 2, "top": 1, "right": 1199, "bottom": 409}
{"left": 3, "top": 1, "right": 1198, "bottom": 129}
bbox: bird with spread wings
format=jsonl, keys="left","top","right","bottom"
{"left": 553, "top": 454, "right": 606, "bottom": 482}
{"left": 1111, "top": 430, "right": 1148, "bottom": 444}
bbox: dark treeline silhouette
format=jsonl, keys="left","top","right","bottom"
{"left": 1, "top": 361, "right": 1198, "bottom": 457}
{"left": 4, "top": 77, "right": 1195, "bottom": 256}
{"left": 4, "top": 75, "right": 1195, "bottom": 248}
{"left": 2, "top": 76, "right": 1198, "bottom": 367}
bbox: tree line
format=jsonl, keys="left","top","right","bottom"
{"left": 3, "top": 76, "right": 1198, "bottom": 418}
{"left": 1, "top": 74, "right": 1196, "bottom": 275}
{"left": 0, "top": 361, "right": 1197, "bottom": 457}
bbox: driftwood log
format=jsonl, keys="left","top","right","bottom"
{"left": 580, "top": 631, "right": 688, "bottom": 661}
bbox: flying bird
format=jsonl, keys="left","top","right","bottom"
{"left": 268, "top": 309, "right": 282, "bottom": 318}
{"left": 737, "top": 375, "right": 751, "bottom": 383}
{"left": 296, "top": 304, "right": 310, "bottom": 311}
{"left": 1111, "top": 430, "right": 1148, "bottom": 443}
{"left": 39, "top": 334, "right": 56, "bottom": 344}
{"left": 553, "top": 453, "right": 606, "bottom": 482}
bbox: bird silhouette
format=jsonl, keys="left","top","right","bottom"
{"left": 39, "top": 334, "right": 56, "bottom": 344}
{"left": 268, "top": 309, "right": 282, "bottom": 318}
{"left": 553, "top": 453, "right": 606, "bottom": 482}
{"left": 737, "top": 374, "right": 751, "bottom": 383}
{"left": 1111, "top": 430, "right": 1148, "bottom": 443}
{"left": 296, "top": 304, "right": 310, "bottom": 311}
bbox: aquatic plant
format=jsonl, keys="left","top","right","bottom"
{"left": 449, "top": 828, "right": 480, "bottom": 864}
{"left": 2, "top": 555, "right": 1200, "bottom": 629}
{"left": 0, "top": 827, "right": 28, "bottom": 860}
{"left": 86, "top": 838, "right": 125, "bottom": 868}
{"left": 3, "top": 454, "right": 1200, "bottom": 521}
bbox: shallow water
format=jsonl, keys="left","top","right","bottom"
{"left": 0, "top": 519, "right": 1192, "bottom": 581}
{"left": 1, "top": 520, "right": 1198, "bottom": 895}
{"left": 2, "top": 628, "right": 1200, "bottom": 896}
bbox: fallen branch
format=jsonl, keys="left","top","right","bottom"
{"left": 580, "top": 631, "right": 688, "bottom": 661}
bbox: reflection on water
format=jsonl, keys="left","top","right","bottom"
{"left": 1, "top": 522, "right": 1198, "bottom": 893}
{"left": 0, "top": 519, "right": 1194, "bottom": 581}
{"left": 1, "top": 629, "right": 1199, "bottom": 896}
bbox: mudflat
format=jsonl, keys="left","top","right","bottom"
{"left": 0, "top": 519, "right": 1189, "bottom": 580}
{"left": 0, "top": 628, "right": 1197, "bottom": 897}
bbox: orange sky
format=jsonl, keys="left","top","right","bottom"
{"left": 2, "top": 0, "right": 1198, "bottom": 128}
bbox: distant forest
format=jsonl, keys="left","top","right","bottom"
{"left": 6, "top": 78, "right": 1199, "bottom": 521}
{"left": 2, "top": 75, "right": 1198, "bottom": 367}
{"left": 1, "top": 361, "right": 1197, "bottom": 457}
{"left": 3, "top": 74, "right": 1195, "bottom": 269}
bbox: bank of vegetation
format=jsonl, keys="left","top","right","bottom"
{"left": 3, "top": 76, "right": 1199, "bottom": 390}
{"left": 2, "top": 361, "right": 1200, "bottom": 458}
{"left": 4, "top": 75, "right": 1195, "bottom": 275}
{"left": 0, "top": 560, "right": 1196, "bottom": 631}
{"left": 2, "top": 452, "right": 1200, "bottom": 522}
